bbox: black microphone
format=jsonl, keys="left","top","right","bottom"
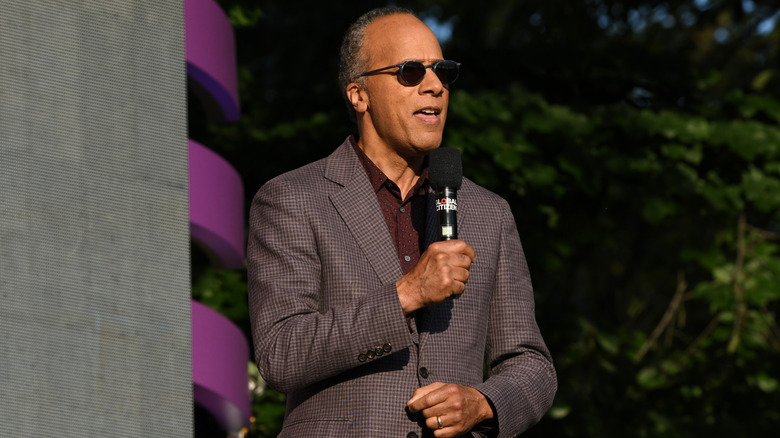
{"left": 429, "top": 147, "right": 462, "bottom": 241}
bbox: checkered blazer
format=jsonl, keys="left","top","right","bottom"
{"left": 248, "top": 138, "right": 557, "bottom": 437}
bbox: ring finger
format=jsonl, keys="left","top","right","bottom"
{"left": 427, "top": 414, "right": 446, "bottom": 431}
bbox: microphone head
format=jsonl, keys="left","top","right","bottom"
{"left": 429, "top": 147, "right": 462, "bottom": 190}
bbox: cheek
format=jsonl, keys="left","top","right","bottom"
{"left": 373, "top": 91, "right": 405, "bottom": 114}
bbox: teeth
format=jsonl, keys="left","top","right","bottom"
{"left": 421, "top": 109, "right": 436, "bottom": 115}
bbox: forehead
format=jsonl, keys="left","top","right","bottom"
{"left": 363, "top": 14, "right": 443, "bottom": 66}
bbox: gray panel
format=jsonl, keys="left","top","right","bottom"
{"left": 0, "top": 1, "right": 191, "bottom": 437}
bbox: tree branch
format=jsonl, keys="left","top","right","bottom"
{"left": 634, "top": 270, "right": 687, "bottom": 362}
{"left": 728, "top": 212, "right": 747, "bottom": 353}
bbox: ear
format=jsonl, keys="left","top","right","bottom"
{"left": 346, "top": 82, "right": 368, "bottom": 115}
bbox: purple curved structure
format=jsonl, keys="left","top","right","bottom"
{"left": 189, "top": 139, "right": 245, "bottom": 270}
{"left": 186, "top": 0, "right": 250, "bottom": 432}
{"left": 185, "top": 0, "right": 240, "bottom": 122}
{"left": 192, "top": 301, "right": 251, "bottom": 431}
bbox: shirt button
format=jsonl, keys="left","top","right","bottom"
{"left": 404, "top": 255, "right": 411, "bottom": 262}
{"left": 399, "top": 206, "right": 406, "bottom": 213}
{"left": 419, "top": 367, "right": 429, "bottom": 378}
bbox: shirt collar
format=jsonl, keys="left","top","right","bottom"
{"left": 349, "top": 136, "right": 429, "bottom": 195}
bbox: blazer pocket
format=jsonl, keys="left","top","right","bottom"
{"left": 279, "top": 418, "right": 350, "bottom": 437}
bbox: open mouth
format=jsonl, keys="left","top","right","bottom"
{"left": 415, "top": 107, "right": 441, "bottom": 117}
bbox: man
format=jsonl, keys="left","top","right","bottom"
{"left": 248, "top": 8, "right": 556, "bottom": 437}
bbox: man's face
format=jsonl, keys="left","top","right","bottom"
{"left": 356, "top": 14, "right": 449, "bottom": 161}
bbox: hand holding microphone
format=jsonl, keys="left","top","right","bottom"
{"left": 395, "top": 147, "right": 474, "bottom": 314}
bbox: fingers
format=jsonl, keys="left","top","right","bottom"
{"left": 407, "top": 383, "right": 478, "bottom": 438}
{"left": 407, "top": 382, "right": 457, "bottom": 414}
{"left": 450, "top": 264, "right": 471, "bottom": 286}
{"left": 430, "top": 240, "right": 475, "bottom": 264}
{"left": 421, "top": 241, "right": 474, "bottom": 298}
{"left": 407, "top": 383, "right": 494, "bottom": 437}
{"left": 407, "top": 382, "right": 446, "bottom": 407}
{"left": 396, "top": 240, "right": 476, "bottom": 313}
{"left": 408, "top": 384, "right": 455, "bottom": 435}
{"left": 424, "top": 414, "right": 464, "bottom": 437}
{"left": 459, "top": 240, "right": 476, "bottom": 263}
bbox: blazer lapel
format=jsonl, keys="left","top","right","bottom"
{"left": 325, "top": 139, "right": 402, "bottom": 286}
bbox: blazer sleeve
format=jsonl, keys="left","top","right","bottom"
{"left": 473, "top": 200, "right": 558, "bottom": 437}
{"left": 247, "top": 177, "right": 415, "bottom": 394}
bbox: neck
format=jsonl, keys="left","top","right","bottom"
{"left": 357, "top": 137, "right": 425, "bottom": 198}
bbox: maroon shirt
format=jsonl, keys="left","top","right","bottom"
{"left": 350, "top": 138, "right": 428, "bottom": 275}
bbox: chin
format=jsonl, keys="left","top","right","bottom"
{"left": 422, "top": 138, "right": 443, "bottom": 152}
{"left": 417, "top": 131, "right": 444, "bottom": 147}
{"left": 406, "top": 143, "right": 440, "bottom": 161}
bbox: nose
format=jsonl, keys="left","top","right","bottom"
{"left": 419, "top": 65, "right": 444, "bottom": 96}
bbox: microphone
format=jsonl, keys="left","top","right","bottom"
{"left": 429, "top": 147, "right": 462, "bottom": 241}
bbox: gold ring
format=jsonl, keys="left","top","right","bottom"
{"left": 437, "top": 416, "right": 443, "bottom": 429}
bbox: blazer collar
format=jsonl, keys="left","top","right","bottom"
{"left": 324, "top": 136, "right": 361, "bottom": 187}
{"left": 326, "top": 137, "right": 403, "bottom": 286}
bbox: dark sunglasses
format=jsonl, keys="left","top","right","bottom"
{"left": 358, "top": 60, "right": 461, "bottom": 86}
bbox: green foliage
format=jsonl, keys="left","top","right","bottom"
{"left": 447, "top": 83, "right": 780, "bottom": 436}
{"left": 249, "top": 361, "right": 286, "bottom": 438}
{"left": 192, "top": 267, "right": 249, "bottom": 324}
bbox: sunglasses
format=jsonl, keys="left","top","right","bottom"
{"left": 358, "top": 60, "right": 461, "bottom": 86}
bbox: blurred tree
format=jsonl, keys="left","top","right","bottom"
{"left": 189, "top": 1, "right": 780, "bottom": 436}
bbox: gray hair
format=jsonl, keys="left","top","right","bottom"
{"left": 338, "top": 7, "right": 415, "bottom": 122}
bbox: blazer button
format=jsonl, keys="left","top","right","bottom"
{"left": 358, "top": 353, "right": 367, "bottom": 362}
{"left": 367, "top": 350, "right": 375, "bottom": 360}
{"left": 383, "top": 343, "right": 392, "bottom": 353}
{"left": 375, "top": 346, "right": 384, "bottom": 356}
{"left": 406, "top": 432, "right": 419, "bottom": 438}
{"left": 419, "top": 367, "right": 429, "bottom": 378}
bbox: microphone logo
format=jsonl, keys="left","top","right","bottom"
{"left": 436, "top": 197, "right": 458, "bottom": 211}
